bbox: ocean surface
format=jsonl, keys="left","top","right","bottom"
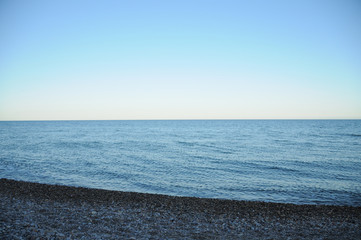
{"left": 0, "top": 120, "right": 360, "bottom": 206}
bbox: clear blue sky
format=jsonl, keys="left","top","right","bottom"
{"left": 1, "top": 0, "right": 360, "bottom": 120}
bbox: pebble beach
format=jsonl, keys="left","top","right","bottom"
{"left": 1, "top": 178, "right": 360, "bottom": 239}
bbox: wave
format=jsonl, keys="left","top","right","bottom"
{"left": 54, "top": 140, "right": 103, "bottom": 149}
{"left": 267, "top": 165, "right": 299, "bottom": 172}
{"left": 345, "top": 134, "right": 361, "bottom": 137}
{"left": 176, "top": 141, "right": 235, "bottom": 155}
{"left": 176, "top": 141, "right": 197, "bottom": 147}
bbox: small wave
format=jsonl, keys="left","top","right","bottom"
{"left": 191, "top": 155, "right": 223, "bottom": 164}
{"left": 176, "top": 141, "right": 196, "bottom": 147}
{"left": 214, "top": 149, "right": 234, "bottom": 154}
{"left": 192, "top": 155, "right": 217, "bottom": 161}
{"left": 273, "top": 139, "right": 294, "bottom": 145}
{"left": 346, "top": 134, "right": 361, "bottom": 137}
{"left": 203, "top": 145, "right": 235, "bottom": 155}
{"left": 267, "top": 166, "right": 298, "bottom": 172}
{"left": 54, "top": 141, "right": 103, "bottom": 149}
{"left": 176, "top": 141, "right": 235, "bottom": 155}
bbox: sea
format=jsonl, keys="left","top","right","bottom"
{"left": 0, "top": 120, "right": 360, "bottom": 206}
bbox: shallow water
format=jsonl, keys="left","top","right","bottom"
{"left": 1, "top": 120, "right": 360, "bottom": 206}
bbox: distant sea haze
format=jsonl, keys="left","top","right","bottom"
{"left": 1, "top": 120, "right": 360, "bottom": 206}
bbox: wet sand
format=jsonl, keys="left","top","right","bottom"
{"left": 1, "top": 178, "right": 360, "bottom": 239}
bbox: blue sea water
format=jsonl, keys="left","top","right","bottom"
{"left": 0, "top": 120, "right": 360, "bottom": 206}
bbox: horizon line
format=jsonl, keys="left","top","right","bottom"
{"left": 1, "top": 118, "right": 360, "bottom": 122}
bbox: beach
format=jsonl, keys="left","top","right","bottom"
{"left": 1, "top": 178, "right": 360, "bottom": 239}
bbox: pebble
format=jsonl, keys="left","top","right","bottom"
{"left": 1, "top": 178, "right": 361, "bottom": 240}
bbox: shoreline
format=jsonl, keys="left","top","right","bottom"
{"left": 1, "top": 178, "right": 360, "bottom": 239}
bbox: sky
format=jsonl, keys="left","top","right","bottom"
{"left": 1, "top": 0, "right": 360, "bottom": 120}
